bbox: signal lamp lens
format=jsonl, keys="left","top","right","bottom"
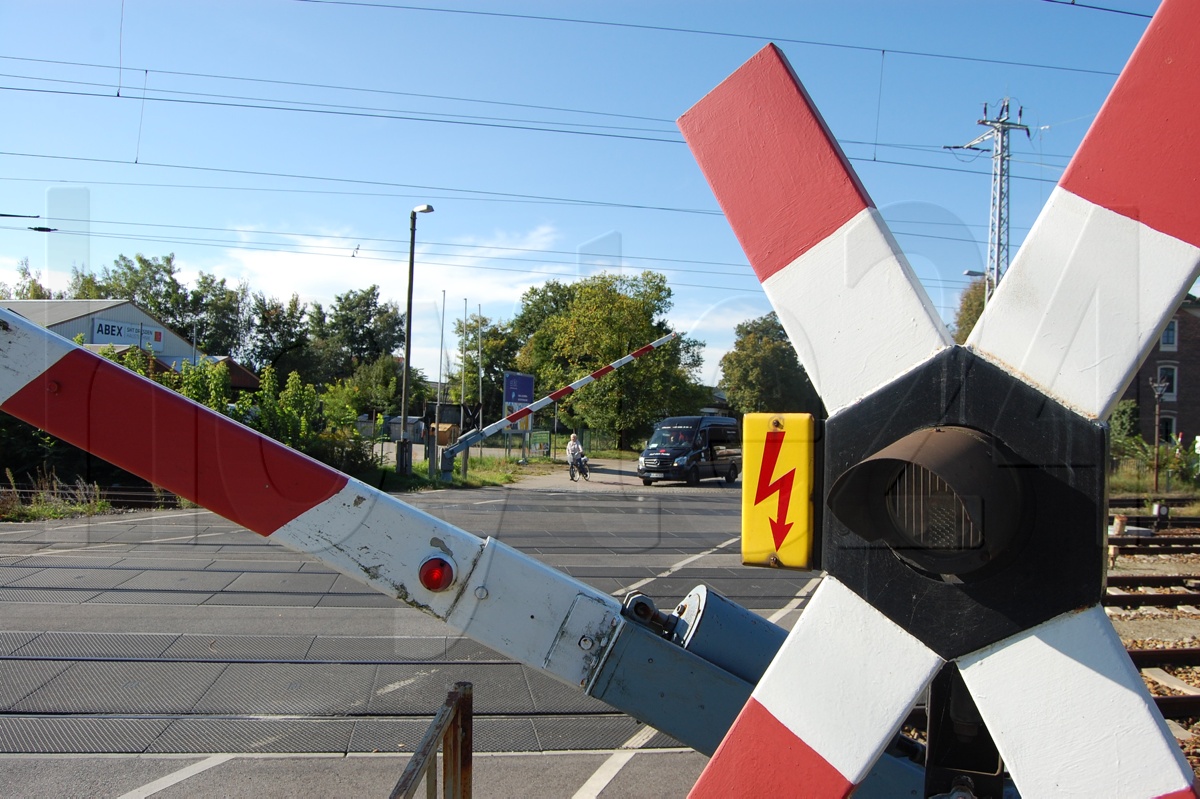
{"left": 418, "top": 557, "right": 455, "bottom": 591}
{"left": 827, "top": 426, "right": 1023, "bottom": 578}
{"left": 886, "top": 462, "right": 981, "bottom": 551}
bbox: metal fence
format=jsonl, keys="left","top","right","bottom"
{"left": 389, "top": 681, "right": 473, "bottom": 799}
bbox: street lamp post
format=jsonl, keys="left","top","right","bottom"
{"left": 1150, "top": 375, "right": 1169, "bottom": 494}
{"left": 399, "top": 204, "right": 434, "bottom": 475}
{"left": 963, "top": 269, "right": 990, "bottom": 304}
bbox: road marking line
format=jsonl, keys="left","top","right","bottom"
{"left": 117, "top": 753, "right": 234, "bottom": 798}
{"left": 613, "top": 537, "right": 739, "bottom": 596}
{"left": 768, "top": 576, "right": 823, "bottom": 624}
{"left": 53, "top": 510, "right": 213, "bottom": 530}
{"left": 572, "top": 726, "right": 658, "bottom": 799}
{"left": 2, "top": 530, "right": 232, "bottom": 560}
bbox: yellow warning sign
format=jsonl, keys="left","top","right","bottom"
{"left": 741, "top": 413, "right": 816, "bottom": 569}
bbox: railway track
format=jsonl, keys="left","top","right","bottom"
{"left": 1110, "top": 535, "right": 1200, "bottom": 556}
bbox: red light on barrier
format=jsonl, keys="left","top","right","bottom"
{"left": 418, "top": 557, "right": 455, "bottom": 591}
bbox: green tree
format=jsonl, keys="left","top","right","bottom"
{"left": 183, "top": 274, "right": 251, "bottom": 358}
{"left": 179, "top": 360, "right": 232, "bottom": 413}
{"left": 719, "top": 312, "right": 823, "bottom": 416}
{"left": 326, "top": 285, "right": 404, "bottom": 366}
{"left": 513, "top": 272, "right": 707, "bottom": 447}
{"left": 953, "top": 278, "right": 987, "bottom": 344}
{"left": 247, "top": 293, "right": 310, "bottom": 375}
{"left": 14, "top": 258, "right": 59, "bottom": 299}
{"left": 1109, "top": 398, "right": 1140, "bottom": 459}
{"left": 348, "top": 354, "right": 402, "bottom": 420}
{"left": 95, "top": 253, "right": 188, "bottom": 328}
{"left": 236, "top": 366, "right": 323, "bottom": 451}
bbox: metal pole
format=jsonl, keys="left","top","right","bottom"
{"left": 461, "top": 298, "right": 468, "bottom": 479}
{"left": 477, "top": 303, "right": 483, "bottom": 461}
{"left": 1151, "top": 376, "right": 1167, "bottom": 494}
{"left": 460, "top": 299, "right": 467, "bottom": 433}
{"left": 401, "top": 211, "right": 417, "bottom": 475}
{"left": 431, "top": 290, "right": 445, "bottom": 480}
{"left": 400, "top": 205, "right": 433, "bottom": 476}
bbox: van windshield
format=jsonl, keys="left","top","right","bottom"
{"left": 647, "top": 426, "right": 694, "bottom": 449}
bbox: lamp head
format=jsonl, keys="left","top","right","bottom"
{"left": 413, "top": 204, "right": 434, "bottom": 215}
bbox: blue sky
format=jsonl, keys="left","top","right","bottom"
{"left": 0, "top": 1, "right": 1154, "bottom": 388}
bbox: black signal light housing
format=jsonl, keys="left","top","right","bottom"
{"left": 821, "top": 346, "right": 1107, "bottom": 661}
{"left": 827, "top": 425, "right": 1027, "bottom": 580}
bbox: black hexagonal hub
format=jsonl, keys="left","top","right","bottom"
{"left": 821, "top": 345, "right": 1107, "bottom": 660}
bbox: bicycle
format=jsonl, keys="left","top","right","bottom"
{"left": 569, "top": 454, "right": 590, "bottom": 482}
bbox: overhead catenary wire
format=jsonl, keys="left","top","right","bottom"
{"left": 291, "top": 0, "right": 1129, "bottom": 77}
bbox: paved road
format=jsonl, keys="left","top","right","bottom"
{"left": 0, "top": 462, "right": 821, "bottom": 798}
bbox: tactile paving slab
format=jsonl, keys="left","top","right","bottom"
{"left": 315, "top": 594, "right": 402, "bottom": 609}
{"left": 307, "top": 636, "right": 446, "bottom": 662}
{"left": 203, "top": 592, "right": 322, "bottom": 607}
{"left": 0, "top": 660, "right": 72, "bottom": 710}
{"left": 0, "top": 567, "right": 44, "bottom": 586}
{"left": 346, "top": 718, "right": 435, "bottom": 753}
{"left": 351, "top": 716, "right": 545, "bottom": 753}
{"left": 0, "top": 588, "right": 102, "bottom": 604}
{"left": 191, "top": 663, "right": 376, "bottom": 715}
{"left": 7, "top": 568, "right": 135, "bottom": 591}
{"left": 205, "top": 559, "right": 305, "bottom": 572}
{"left": 530, "top": 715, "right": 644, "bottom": 751}
{"left": 13, "top": 661, "right": 227, "bottom": 714}
{"left": 162, "top": 634, "right": 315, "bottom": 662}
{"left": 221, "top": 572, "right": 338, "bottom": 594}
{"left": 147, "top": 717, "right": 354, "bottom": 754}
{"left": 12, "top": 632, "right": 178, "bottom": 659}
{"left": 0, "top": 631, "right": 39, "bottom": 655}
{"left": 441, "top": 638, "right": 510, "bottom": 663}
{"left": 0, "top": 716, "right": 171, "bottom": 754}
{"left": 115, "top": 570, "right": 239, "bottom": 592}
{"left": 524, "top": 670, "right": 613, "bottom": 714}
{"left": 10, "top": 555, "right": 125, "bottom": 568}
{"left": 369, "top": 664, "right": 534, "bottom": 715}
{"left": 89, "top": 590, "right": 212, "bottom": 605}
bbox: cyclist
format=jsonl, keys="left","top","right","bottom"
{"left": 566, "top": 433, "right": 587, "bottom": 480}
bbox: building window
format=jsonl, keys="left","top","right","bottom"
{"left": 1160, "top": 414, "right": 1176, "bottom": 443}
{"left": 1158, "top": 364, "right": 1178, "bottom": 402}
{"left": 1161, "top": 319, "right": 1179, "bottom": 352}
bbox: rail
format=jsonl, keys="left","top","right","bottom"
{"left": 390, "top": 681, "right": 473, "bottom": 799}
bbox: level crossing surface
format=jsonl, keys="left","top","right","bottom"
{"left": 0, "top": 466, "right": 821, "bottom": 798}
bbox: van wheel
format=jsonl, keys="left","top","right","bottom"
{"left": 642, "top": 479, "right": 654, "bottom": 486}
{"left": 725, "top": 464, "right": 738, "bottom": 484}
{"left": 686, "top": 467, "right": 700, "bottom": 486}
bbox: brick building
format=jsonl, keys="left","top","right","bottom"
{"left": 1121, "top": 294, "right": 1200, "bottom": 444}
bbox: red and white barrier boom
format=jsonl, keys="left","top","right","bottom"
{"left": 680, "top": 0, "right": 1199, "bottom": 796}
{"left": 0, "top": 312, "right": 751, "bottom": 754}
{"left": 438, "top": 331, "right": 676, "bottom": 480}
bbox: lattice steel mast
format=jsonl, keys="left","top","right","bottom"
{"left": 949, "top": 98, "right": 1030, "bottom": 302}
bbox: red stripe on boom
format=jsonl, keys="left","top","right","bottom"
{"left": 591, "top": 365, "right": 614, "bottom": 379}
{"left": 2, "top": 351, "right": 346, "bottom": 536}
{"left": 629, "top": 344, "right": 654, "bottom": 358}
{"left": 548, "top": 387, "right": 575, "bottom": 401}
{"left": 507, "top": 407, "right": 532, "bottom": 422}
{"left": 1059, "top": 0, "right": 1200, "bottom": 250}
{"left": 690, "top": 698, "right": 853, "bottom": 798}
{"left": 678, "top": 44, "right": 873, "bottom": 283}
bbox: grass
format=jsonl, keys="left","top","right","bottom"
{"left": 0, "top": 469, "right": 113, "bottom": 522}
{"left": 363, "top": 454, "right": 561, "bottom": 492}
{"left": 364, "top": 447, "right": 640, "bottom": 492}
{"left": 1109, "top": 458, "right": 1200, "bottom": 514}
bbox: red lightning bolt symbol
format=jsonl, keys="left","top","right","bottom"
{"left": 754, "top": 430, "right": 795, "bottom": 549}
